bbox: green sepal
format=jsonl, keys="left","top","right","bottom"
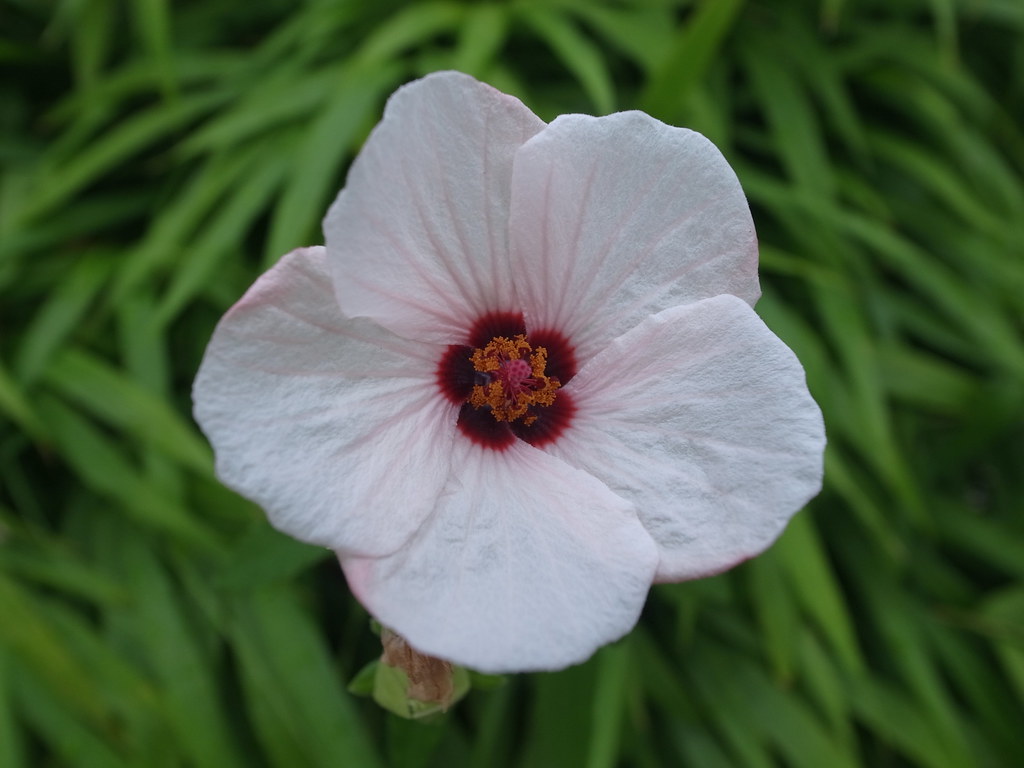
{"left": 372, "top": 660, "right": 471, "bottom": 720}
{"left": 347, "top": 659, "right": 379, "bottom": 697}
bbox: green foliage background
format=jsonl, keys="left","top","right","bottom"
{"left": 2, "top": 0, "right": 1023, "bottom": 765}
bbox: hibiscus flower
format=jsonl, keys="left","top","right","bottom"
{"left": 193, "top": 71, "right": 825, "bottom": 673}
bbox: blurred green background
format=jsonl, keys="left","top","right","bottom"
{"left": 2, "top": 0, "right": 1023, "bottom": 765}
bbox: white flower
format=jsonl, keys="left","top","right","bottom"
{"left": 193, "top": 72, "right": 825, "bottom": 673}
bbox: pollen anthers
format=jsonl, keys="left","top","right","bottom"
{"left": 469, "top": 335, "right": 560, "bottom": 425}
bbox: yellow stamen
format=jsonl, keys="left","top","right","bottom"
{"left": 468, "top": 334, "right": 560, "bottom": 423}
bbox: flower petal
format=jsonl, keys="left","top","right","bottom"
{"left": 324, "top": 71, "right": 546, "bottom": 344}
{"left": 509, "top": 111, "right": 759, "bottom": 363}
{"left": 192, "top": 246, "right": 456, "bottom": 556}
{"left": 342, "top": 439, "right": 658, "bottom": 673}
{"left": 552, "top": 295, "right": 825, "bottom": 581}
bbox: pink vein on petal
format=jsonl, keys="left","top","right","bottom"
{"left": 535, "top": 160, "right": 557, "bottom": 329}
{"left": 446, "top": 105, "right": 491, "bottom": 305}
{"left": 550, "top": 160, "right": 600, "bottom": 335}
{"left": 548, "top": 161, "right": 649, "bottom": 338}
{"left": 350, "top": 208, "right": 473, "bottom": 335}
{"left": 424, "top": 112, "right": 486, "bottom": 311}
{"left": 397, "top": 148, "right": 482, "bottom": 318}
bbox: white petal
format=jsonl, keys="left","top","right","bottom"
{"left": 552, "top": 295, "right": 825, "bottom": 581}
{"left": 193, "top": 247, "right": 456, "bottom": 556}
{"left": 342, "top": 440, "right": 658, "bottom": 673}
{"left": 324, "top": 72, "right": 546, "bottom": 344}
{"left": 509, "top": 111, "right": 759, "bottom": 362}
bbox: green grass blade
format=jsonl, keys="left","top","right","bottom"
{"left": 43, "top": 347, "right": 212, "bottom": 476}
{"left": 35, "top": 395, "right": 217, "bottom": 549}
{"left": 776, "top": 513, "right": 865, "bottom": 675}
{"left": 264, "top": 62, "right": 401, "bottom": 265}
{"left": 641, "top": 0, "right": 745, "bottom": 121}
{"left": 14, "top": 90, "right": 227, "bottom": 226}
{"left": 228, "top": 586, "right": 384, "bottom": 768}
{"left": 452, "top": 3, "right": 510, "bottom": 76}
{"left": 585, "top": 641, "right": 631, "bottom": 768}
{"left": 0, "top": 361, "right": 47, "bottom": 443}
{"left": 0, "top": 575, "right": 109, "bottom": 731}
{"left": 0, "top": 648, "right": 26, "bottom": 768}
{"left": 131, "top": 0, "right": 177, "bottom": 97}
{"left": 519, "top": 7, "right": 616, "bottom": 114}
{"left": 157, "top": 139, "right": 291, "bottom": 323}
{"left": 353, "top": 2, "right": 465, "bottom": 67}
{"left": 13, "top": 251, "right": 113, "bottom": 385}
{"left": 101, "top": 533, "right": 247, "bottom": 768}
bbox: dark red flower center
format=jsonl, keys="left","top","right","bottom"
{"left": 436, "top": 311, "right": 577, "bottom": 450}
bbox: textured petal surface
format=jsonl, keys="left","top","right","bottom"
{"left": 509, "top": 111, "right": 759, "bottom": 363}
{"left": 342, "top": 439, "right": 658, "bottom": 673}
{"left": 551, "top": 295, "right": 825, "bottom": 581}
{"left": 193, "top": 247, "right": 456, "bottom": 556}
{"left": 324, "top": 71, "right": 546, "bottom": 344}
